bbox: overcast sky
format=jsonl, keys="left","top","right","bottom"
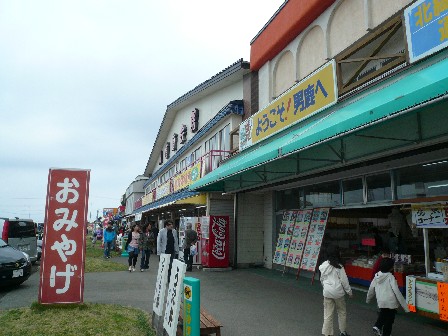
{"left": 0, "top": 0, "right": 284, "bottom": 222}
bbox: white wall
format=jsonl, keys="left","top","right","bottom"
{"left": 257, "top": 0, "right": 413, "bottom": 107}
{"left": 151, "top": 81, "right": 244, "bottom": 176}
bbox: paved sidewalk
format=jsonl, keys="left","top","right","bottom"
{"left": 1, "top": 255, "right": 447, "bottom": 336}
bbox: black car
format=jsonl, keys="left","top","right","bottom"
{"left": 0, "top": 238, "right": 32, "bottom": 287}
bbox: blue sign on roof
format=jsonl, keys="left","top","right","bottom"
{"left": 404, "top": 0, "right": 448, "bottom": 63}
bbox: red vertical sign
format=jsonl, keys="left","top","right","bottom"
{"left": 38, "top": 168, "right": 90, "bottom": 304}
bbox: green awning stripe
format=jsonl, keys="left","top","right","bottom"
{"left": 281, "top": 57, "right": 448, "bottom": 156}
{"left": 190, "top": 54, "right": 448, "bottom": 191}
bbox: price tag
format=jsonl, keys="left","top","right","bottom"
{"left": 437, "top": 282, "right": 448, "bottom": 322}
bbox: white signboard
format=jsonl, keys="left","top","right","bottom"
{"left": 163, "top": 259, "right": 187, "bottom": 336}
{"left": 416, "top": 280, "right": 439, "bottom": 314}
{"left": 412, "top": 202, "right": 448, "bottom": 228}
{"left": 152, "top": 254, "right": 170, "bottom": 316}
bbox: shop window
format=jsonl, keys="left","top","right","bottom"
{"left": 366, "top": 173, "right": 392, "bottom": 202}
{"left": 304, "top": 181, "right": 341, "bottom": 208}
{"left": 395, "top": 161, "right": 448, "bottom": 199}
{"left": 343, "top": 178, "right": 364, "bottom": 204}
{"left": 275, "top": 188, "right": 302, "bottom": 211}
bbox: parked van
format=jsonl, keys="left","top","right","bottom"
{"left": 0, "top": 218, "right": 38, "bottom": 264}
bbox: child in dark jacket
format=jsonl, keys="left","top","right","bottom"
{"left": 366, "top": 258, "right": 409, "bottom": 336}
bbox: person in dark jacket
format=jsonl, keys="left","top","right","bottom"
{"left": 151, "top": 222, "right": 159, "bottom": 254}
{"left": 139, "top": 222, "right": 156, "bottom": 271}
{"left": 183, "top": 223, "right": 198, "bottom": 271}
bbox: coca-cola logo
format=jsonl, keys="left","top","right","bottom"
{"left": 212, "top": 217, "right": 226, "bottom": 239}
{"left": 211, "top": 217, "right": 227, "bottom": 260}
{"left": 212, "top": 239, "right": 226, "bottom": 260}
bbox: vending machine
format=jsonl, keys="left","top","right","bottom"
{"left": 200, "top": 215, "right": 229, "bottom": 268}
{"left": 178, "top": 217, "right": 202, "bottom": 266}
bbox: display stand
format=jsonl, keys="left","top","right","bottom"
{"left": 297, "top": 208, "right": 330, "bottom": 284}
{"left": 273, "top": 210, "right": 298, "bottom": 272}
{"left": 405, "top": 202, "right": 448, "bottom": 323}
{"left": 281, "top": 210, "right": 313, "bottom": 273}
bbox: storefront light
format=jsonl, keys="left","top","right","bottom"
{"left": 428, "top": 184, "right": 448, "bottom": 189}
{"left": 422, "top": 160, "right": 447, "bottom": 167}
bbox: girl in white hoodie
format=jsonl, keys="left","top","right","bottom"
{"left": 366, "top": 257, "right": 409, "bottom": 336}
{"left": 319, "top": 245, "right": 353, "bottom": 336}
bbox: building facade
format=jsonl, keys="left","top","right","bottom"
{"left": 131, "top": 59, "right": 251, "bottom": 264}
{"left": 124, "top": 175, "right": 149, "bottom": 218}
{"left": 191, "top": 0, "right": 448, "bottom": 286}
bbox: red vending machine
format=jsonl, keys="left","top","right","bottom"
{"left": 200, "top": 215, "right": 230, "bottom": 268}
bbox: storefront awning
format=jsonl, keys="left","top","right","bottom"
{"left": 132, "top": 190, "right": 203, "bottom": 214}
{"left": 190, "top": 53, "right": 448, "bottom": 193}
{"left": 174, "top": 193, "right": 206, "bottom": 205}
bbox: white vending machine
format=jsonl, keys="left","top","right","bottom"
{"left": 178, "top": 216, "right": 202, "bottom": 266}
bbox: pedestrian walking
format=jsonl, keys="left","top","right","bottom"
{"left": 367, "top": 257, "right": 409, "bottom": 336}
{"left": 91, "top": 229, "right": 97, "bottom": 247}
{"left": 103, "top": 223, "right": 116, "bottom": 259}
{"left": 151, "top": 222, "right": 159, "bottom": 255}
{"left": 139, "top": 222, "right": 156, "bottom": 271}
{"left": 125, "top": 224, "right": 141, "bottom": 272}
{"left": 183, "top": 222, "right": 198, "bottom": 272}
{"left": 319, "top": 245, "right": 352, "bottom": 336}
{"left": 157, "top": 220, "right": 179, "bottom": 280}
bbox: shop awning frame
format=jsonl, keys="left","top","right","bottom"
{"left": 132, "top": 190, "right": 203, "bottom": 214}
{"left": 190, "top": 52, "right": 448, "bottom": 193}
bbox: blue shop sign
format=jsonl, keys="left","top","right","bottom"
{"left": 404, "top": 0, "right": 448, "bottom": 63}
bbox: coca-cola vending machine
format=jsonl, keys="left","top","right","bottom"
{"left": 200, "top": 215, "right": 229, "bottom": 268}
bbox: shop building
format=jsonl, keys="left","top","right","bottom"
{"left": 123, "top": 174, "right": 149, "bottom": 223}
{"left": 190, "top": 0, "right": 448, "bottom": 317}
{"left": 131, "top": 59, "right": 251, "bottom": 263}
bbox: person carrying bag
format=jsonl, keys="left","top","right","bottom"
{"left": 319, "top": 245, "right": 352, "bottom": 336}
{"left": 183, "top": 223, "right": 198, "bottom": 272}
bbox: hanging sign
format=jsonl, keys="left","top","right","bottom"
{"left": 156, "top": 180, "right": 171, "bottom": 201}
{"left": 411, "top": 202, "right": 448, "bottom": 228}
{"left": 173, "top": 161, "right": 202, "bottom": 192}
{"left": 38, "top": 168, "right": 90, "bottom": 304}
{"left": 239, "top": 60, "right": 337, "bottom": 151}
{"left": 404, "top": 0, "right": 448, "bottom": 63}
{"left": 142, "top": 192, "right": 154, "bottom": 206}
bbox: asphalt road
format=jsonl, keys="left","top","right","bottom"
{"left": 1, "top": 257, "right": 448, "bottom": 336}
